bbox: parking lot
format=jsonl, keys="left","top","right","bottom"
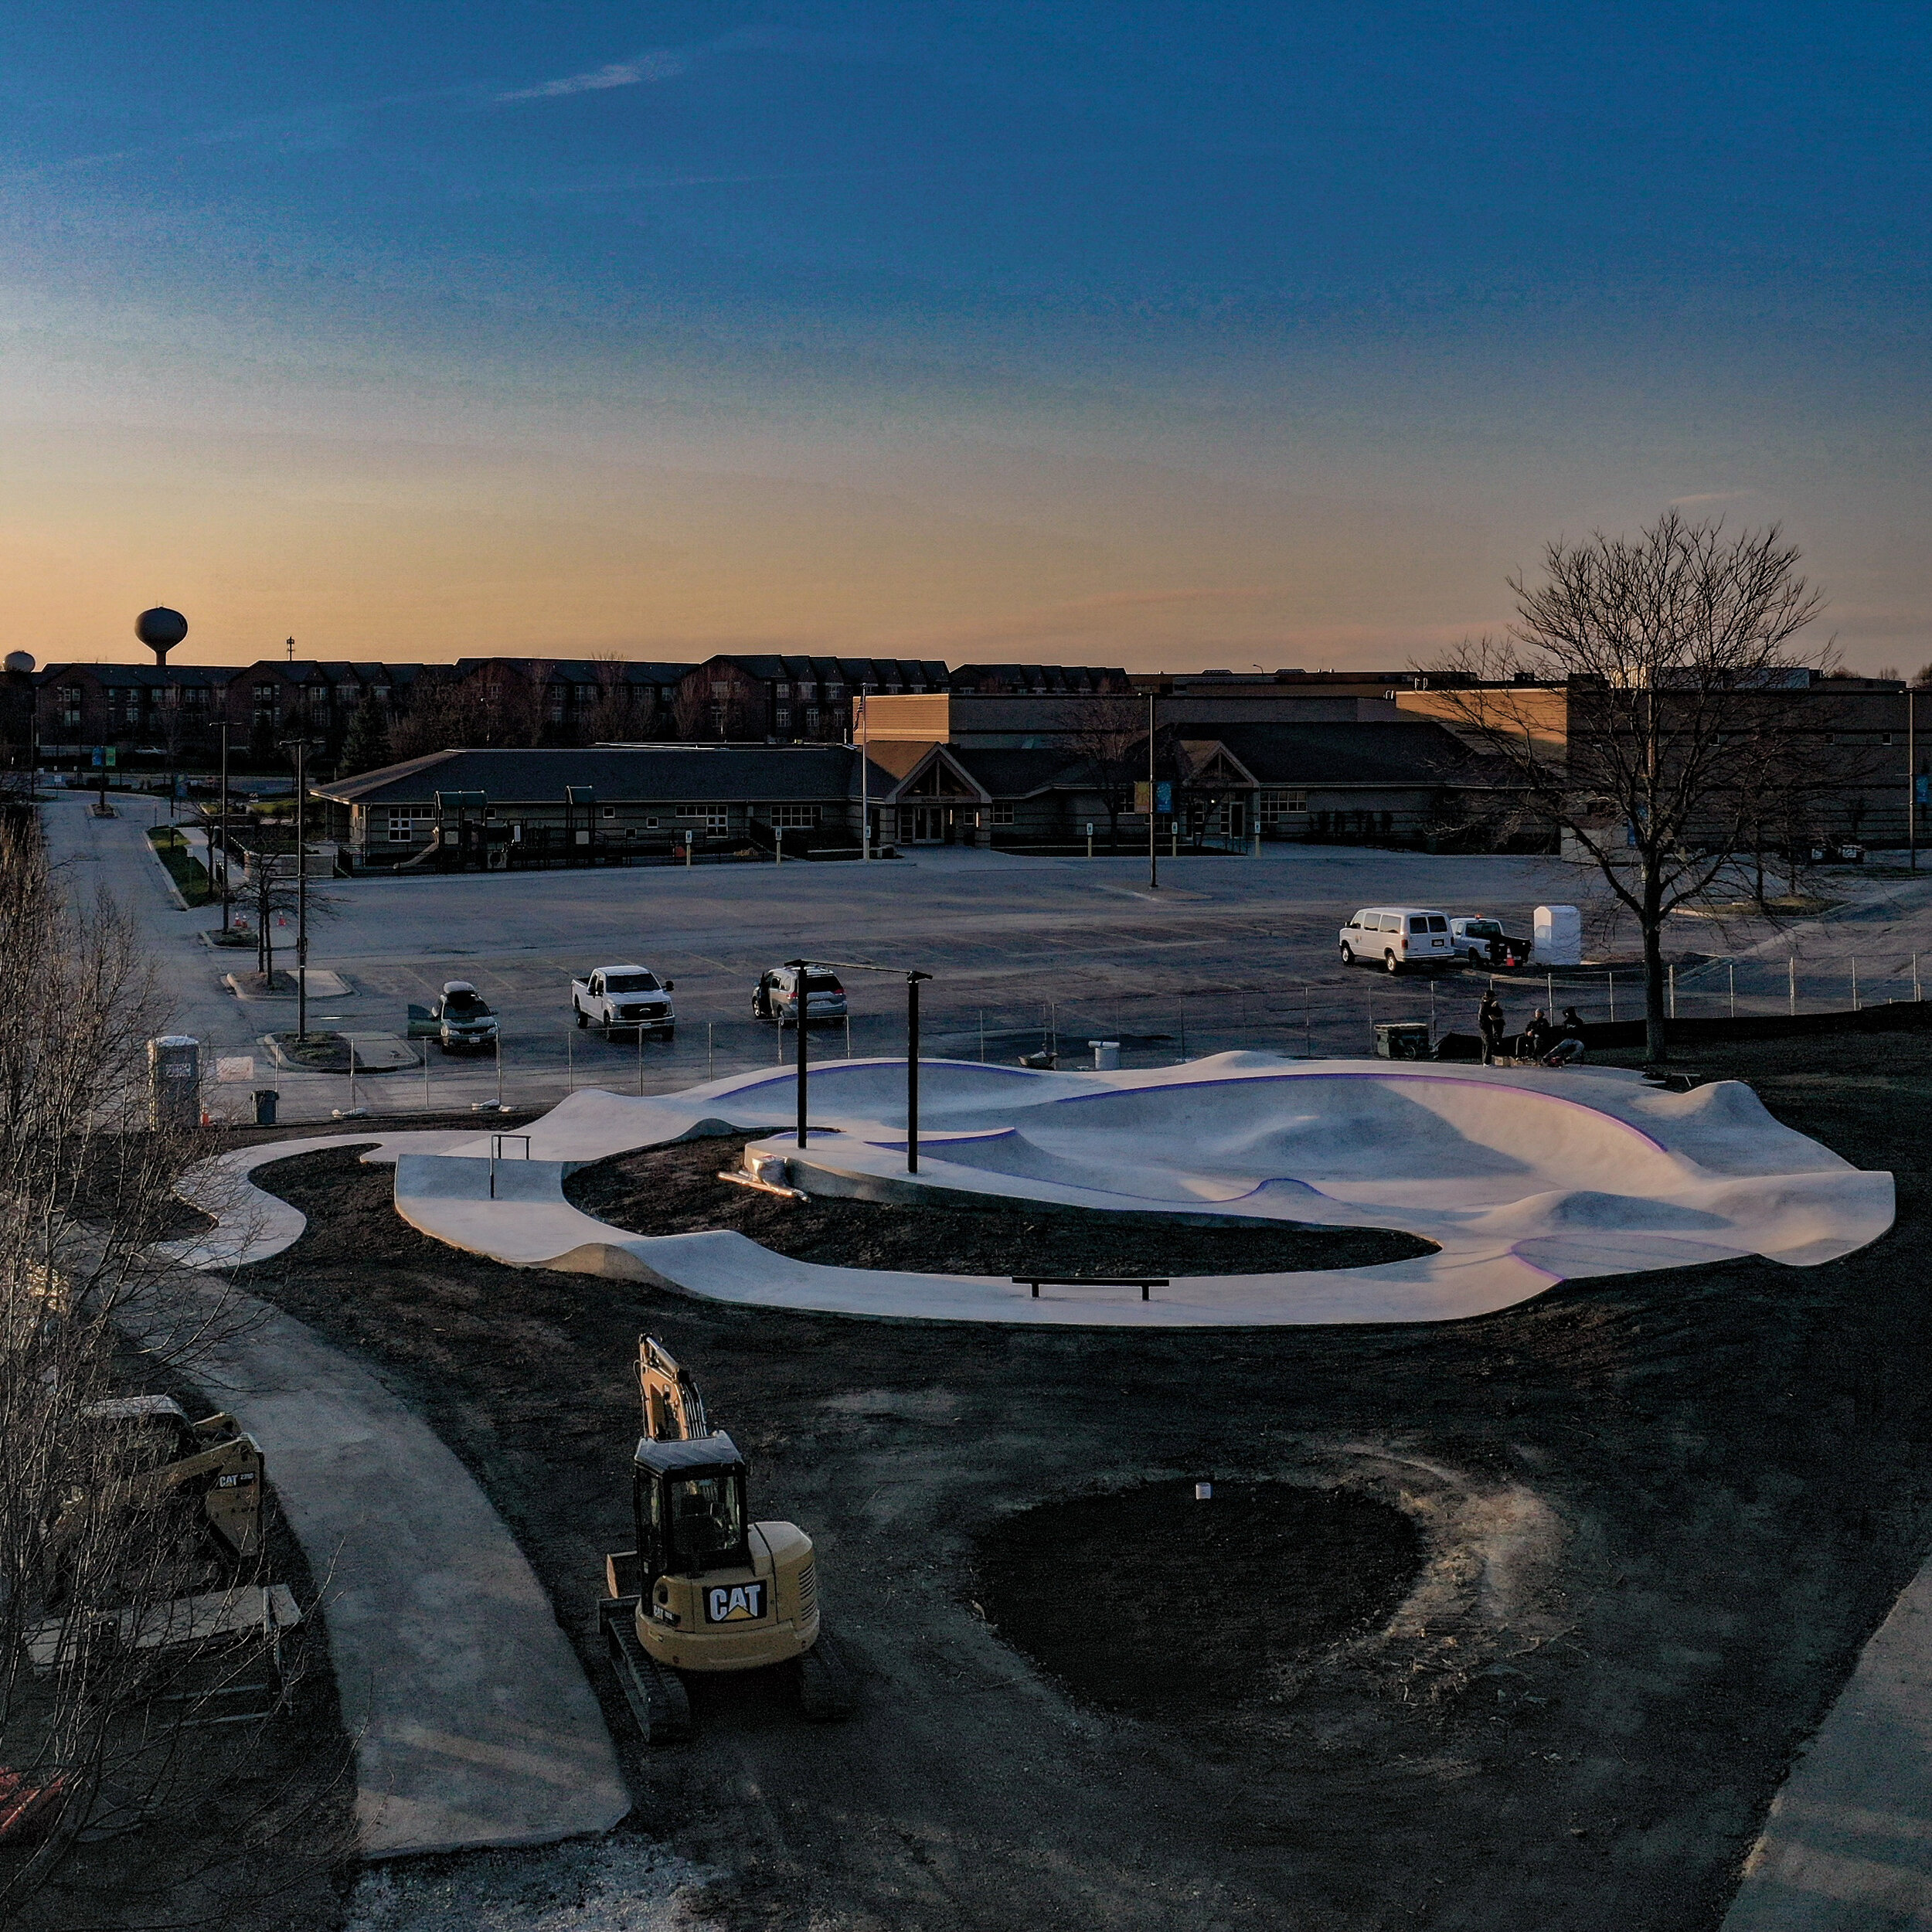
{"left": 77, "top": 791, "right": 1932, "bottom": 1121}
{"left": 57, "top": 795, "right": 1609, "bottom": 1121}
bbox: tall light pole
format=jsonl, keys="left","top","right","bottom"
{"left": 787, "top": 956, "right": 811, "bottom": 1148}
{"left": 858, "top": 692, "right": 870, "bottom": 862}
{"left": 906, "top": 971, "right": 931, "bottom": 1173}
{"left": 1910, "top": 685, "right": 1918, "bottom": 872}
{"left": 1147, "top": 687, "right": 1158, "bottom": 892}
{"left": 216, "top": 719, "right": 232, "bottom": 930}
{"left": 281, "top": 736, "right": 312, "bottom": 1040}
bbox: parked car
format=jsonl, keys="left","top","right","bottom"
{"left": 1448, "top": 915, "right": 1532, "bottom": 968}
{"left": 752, "top": 964, "right": 849, "bottom": 1026}
{"left": 1338, "top": 906, "right": 1455, "bottom": 974}
{"left": 427, "top": 981, "right": 499, "bottom": 1054}
{"left": 573, "top": 964, "right": 676, "bottom": 1038}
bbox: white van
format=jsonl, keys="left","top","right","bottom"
{"left": 1338, "top": 906, "right": 1454, "bottom": 973}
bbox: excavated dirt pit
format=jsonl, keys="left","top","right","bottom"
{"left": 975, "top": 1481, "right": 1423, "bottom": 1719}
{"left": 563, "top": 1133, "right": 1436, "bottom": 1276}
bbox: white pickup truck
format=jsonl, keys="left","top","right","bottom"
{"left": 572, "top": 964, "right": 676, "bottom": 1038}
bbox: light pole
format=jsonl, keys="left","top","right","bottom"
{"left": 1147, "top": 688, "right": 1158, "bottom": 892}
{"left": 906, "top": 970, "right": 932, "bottom": 1173}
{"left": 1910, "top": 685, "right": 1918, "bottom": 872}
{"left": 217, "top": 720, "right": 232, "bottom": 930}
{"left": 787, "top": 956, "right": 811, "bottom": 1148}
{"left": 858, "top": 693, "right": 870, "bottom": 862}
{"left": 280, "top": 736, "right": 314, "bottom": 1039}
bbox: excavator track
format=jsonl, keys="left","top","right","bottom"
{"left": 599, "top": 1597, "right": 692, "bottom": 1745}
{"left": 796, "top": 1629, "right": 858, "bottom": 1721}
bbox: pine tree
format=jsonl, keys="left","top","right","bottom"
{"left": 338, "top": 698, "right": 392, "bottom": 777}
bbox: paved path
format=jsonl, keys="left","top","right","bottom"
{"left": 134, "top": 1260, "right": 631, "bottom": 1858}
{"left": 1723, "top": 1563, "right": 1932, "bottom": 1927}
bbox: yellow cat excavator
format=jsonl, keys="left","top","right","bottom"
{"left": 597, "top": 1338, "right": 852, "bottom": 1743}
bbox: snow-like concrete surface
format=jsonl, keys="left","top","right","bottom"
{"left": 165, "top": 1131, "right": 481, "bottom": 1271}
{"left": 358, "top": 1054, "right": 1891, "bottom": 1327}
{"left": 121, "top": 1263, "right": 631, "bottom": 1859}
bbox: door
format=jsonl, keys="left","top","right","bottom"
{"left": 910, "top": 807, "right": 945, "bottom": 842}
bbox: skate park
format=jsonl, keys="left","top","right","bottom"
{"left": 187, "top": 1053, "right": 1894, "bottom": 1327}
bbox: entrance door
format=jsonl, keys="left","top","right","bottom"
{"left": 910, "top": 807, "right": 946, "bottom": 842}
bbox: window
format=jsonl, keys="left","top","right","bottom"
{"left": 601, "top": 806, "right": 617, "bottom": 820}
{"left": 770, "top": 804, "right": 820, "bottom": 828}
{"left": 1259, "top": 789, "right": 1307, "bottom": 821}
{"left": 668, "top": 1471, "right": 745, "bottom": 1568}
{"left": 826, "top": 684, "right": 843, "bottom": 701}
{"left": 773, "top": 682, "right": 790, "bottom": 698}
{"left": 774, "top": 707, "right": 791, "bottom": 730}
{"left": 797, "top": 682, "right": 815, "bottom": 700}
{"left": 384, "top": 808, "right": 433, "bottom": 842}
{"left": 991, "top": 803, "right": 1015, "bottom": 825}
{"left": 57, "top": 686, "right": 82, "bottom": 727}
{"left": 710, "top": 681, "right": 731, "bottom": 697}
{"left": 677, "top": 804, "right": 730, "bottom": 832}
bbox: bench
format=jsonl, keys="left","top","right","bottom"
{"left": 1012, "top": 1275, "right": 1169, "bottom": 1302}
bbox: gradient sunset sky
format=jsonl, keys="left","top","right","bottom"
{"left": 3, "top": 4, "right": 1927, "bottom": 672}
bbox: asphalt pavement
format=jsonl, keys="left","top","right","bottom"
{"left": 46, "top": 792, "right": 1589, "bottom": 1123}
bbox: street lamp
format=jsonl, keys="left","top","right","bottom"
{"left": 277, "top": 735, "right": 321, "bottom": 1040}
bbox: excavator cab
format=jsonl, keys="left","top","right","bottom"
{"left": 597, "top": 1338, "right": 851, "bottom": 1742}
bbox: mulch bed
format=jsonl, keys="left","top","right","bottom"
{"left": 563, "top": 1133, "right": 1434, "bottom": 1276}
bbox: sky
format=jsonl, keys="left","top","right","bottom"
{"left": 2, "top": 2, "right": 1928, "bottom": 673}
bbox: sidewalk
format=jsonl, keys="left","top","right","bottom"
{"left": 139, "top": 1185, "right": 631, "bottom": 1858}
{"left": 1723, "top": 1560, "right": 1932, "bottom": 1928}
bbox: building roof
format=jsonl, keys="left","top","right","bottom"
{"left": 1201, "top": 720, "right": 1498, "bottom": 786}
{"left": 312, "top": 745, "right": 869, "bottom": 807}
{"left": 947, "top": 747, "right": 1084, "bottom": 795}
{"left": 702, "top": 655, "right": 948, "bottom": 687}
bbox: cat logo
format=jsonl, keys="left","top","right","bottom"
{"left": 705, "top": 1581, "right": 767, "bottom": 1624}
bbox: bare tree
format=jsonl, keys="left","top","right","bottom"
{"left": 1052, "top": 699, "right": 1143, "bottom": 850}
{"left": 1423, "top": 512, "right": 1832, "bottom": 1060}
{"left": 580, "top": 657, "right": 643, "bottom": 745}
{"left": 0, "top": 820, "right": 321, "bottom": 1920}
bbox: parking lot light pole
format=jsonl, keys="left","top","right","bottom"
{"left": 906, "top": 971, "right": 932, "bottom": 1172}
{"left": 1147, "top": 689, "right": 1158, "bottom": 891}
{"left": 277, "top": 736, "right": 313, "bottom": 1039}
{"left": 787, "top": 956, "right": 811, "bottom": 1148}
{"left": 217, "top": 720, "right": 231, "bottom": 930}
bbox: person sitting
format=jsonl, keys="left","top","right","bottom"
{"left": 1519, "top": 1009, "right": 1554, "bottom": 1061}
{"left": 1543, "top": 1006, "right": 1587, "bottom": 1066}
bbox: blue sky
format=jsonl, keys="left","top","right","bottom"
{"left": 2, "top": 3, "right": 1927, "bottom": 668}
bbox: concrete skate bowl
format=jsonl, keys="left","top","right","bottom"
{"left": 369, "top": 1054, "right": 1894, "bottom": 1328}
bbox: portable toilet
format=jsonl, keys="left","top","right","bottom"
{"left": 1534, "top": 904, "right": 1583, "bottom": 966}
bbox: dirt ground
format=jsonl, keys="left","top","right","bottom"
{"left": 9, "top": 1353, "right": 354, "bottom": 1932}
{"left": 565, "top": 1134, "right": 1434, "bottom": 1276}
{"left": 227, "top": 1034, "right": 1932, "bottom": 1932}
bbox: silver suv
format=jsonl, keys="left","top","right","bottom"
{"left": 752, "top": 964, "right": 849, "bottom": 1027}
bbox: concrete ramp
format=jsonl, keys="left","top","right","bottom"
{"left": 379, "top": 1056, "right": 1892, "bottom": 1327}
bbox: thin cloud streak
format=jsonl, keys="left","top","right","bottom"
{"left": 497, "top": 53, "right": 685, "bottom": 104}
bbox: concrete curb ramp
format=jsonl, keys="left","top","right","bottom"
{"left": 377, "top": 1054, "right": 1892, "bottom": 1328}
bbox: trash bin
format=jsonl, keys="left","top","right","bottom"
{"left": 1374, "top": 1021, "right": 1431, "bottom": 1061}
{"left": 1089, "top": 1040, "right": 1121, "bottom": 1070}
{"left": 253, "top": 1089, "right": 280, "bottom": 1126}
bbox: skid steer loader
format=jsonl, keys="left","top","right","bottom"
{"left": 598, "top": 1338, "right": 853, "bottom": 1743}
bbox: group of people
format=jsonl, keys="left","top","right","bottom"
{"left": 1478, "top": 992, "right": 1587, "bottom": 1068}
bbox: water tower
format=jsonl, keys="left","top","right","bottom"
{"left": 135, "top": 607, "right": 189, "bottom": 667}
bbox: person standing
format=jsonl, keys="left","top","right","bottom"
{"left": 1478, "top": 988, "right": 1505, "bottom": 1065}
